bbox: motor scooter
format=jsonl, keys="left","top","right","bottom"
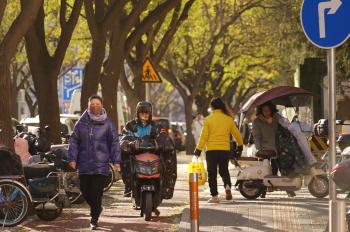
{"left": 235, "top": 150, "right": 329, "bottom": 199}
{"left": 236, "top": 86, "right": 329, "bottom": 199}
{"left": 128, "top": 136, "right": 163, "bottom": 221}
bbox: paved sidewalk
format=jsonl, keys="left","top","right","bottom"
{"left": 6, "top": 154, "right": 192, "bottom": 232}
{"left": 179, "top": 163, "right": 334, "bottom": 232}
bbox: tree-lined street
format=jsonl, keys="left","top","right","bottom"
{"left": 1, "top": 0, "right": 350, "bottom": 231}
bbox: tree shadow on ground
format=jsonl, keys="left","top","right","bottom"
{"left": 181, "top": 207, "right": 285, "bottom": 232}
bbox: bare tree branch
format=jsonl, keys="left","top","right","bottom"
{"left": 101, "top": 0, "right": 127, "bottom": 33}
{"left": 0, "top": 0, "right": 6, "bottom": 26}
{"left": 125, "top": 0, "right": 180, "bottom": 54}
{"left": 84, "top": 0, "right": 99, "bottom": 40}
{"left": 121, "top": 0, "right": 150, "bottom": 33}
{"left": 54, "top": 0, "right": 83, "bottom": 69}
{"left": 153, "top": 0, "right": 195, "bottom": 63}
{"left": 60, "top": 0, "right": 67, "bottom": 30}
{"left": 1, "top": 0, "right": 44, "bottom": 61}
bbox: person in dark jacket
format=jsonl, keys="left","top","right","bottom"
{"left": 68, "top": 95, "right": 121, "bottom": 230}
{"left": 120, "top": 101, "right": 157, "bottom": 197}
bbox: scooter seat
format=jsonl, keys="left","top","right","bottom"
{"left": 256, "top": 150, "right": 277, "bottom": 159}
{"left": 23, "top": 164, "right": 56, "bottom": 179}
{"left": 236, "top": 157, "right": 259, "bottom": 162}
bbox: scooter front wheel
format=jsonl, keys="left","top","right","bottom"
{"left": 239, "top": 180, "right": 264, "bottom": 200}
{"left": 308, "top": 175, "right": 329, "bottom": 198}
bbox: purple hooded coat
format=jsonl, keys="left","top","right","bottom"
{"left": 68, "top": 111, "right": 121, "bottom": 176}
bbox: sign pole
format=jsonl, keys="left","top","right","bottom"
{"left": 145, "top": 83, "right": 150, "bottom": 102}
{"left": 328, "top": 48, "right": 346, "bottom": 232}
{"left": 328, "top": 48, "right": 336, "bottom": 202}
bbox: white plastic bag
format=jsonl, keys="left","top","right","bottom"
{"left": 246, "top": 145, "right": 256, "bottom": 157}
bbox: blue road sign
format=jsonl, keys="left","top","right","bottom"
{"left": 62, "top": 68, "right": 83, "bottom": 101}
{"left": 301, "top": 0, "right": 350, "bottom": 49}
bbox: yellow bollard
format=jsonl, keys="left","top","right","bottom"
{"left": 189, "top": 172, "right": 199, "bottom": 232}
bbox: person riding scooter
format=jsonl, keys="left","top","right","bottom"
{"left": 252, "top": 102, "right": 296, "bottom": 197}
{"left": 121, "top": 101, "right": 157, "bottom": 198}
{"left": 120, "top": 101, "right": 177, "bottom": 217}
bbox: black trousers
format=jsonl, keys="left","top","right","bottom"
{"left": 79, "top": 174, "right": 107, "bottom": 220}
{"left": 206, "top": 150, "right": 231, "bottom": 197}
{"left": 271, "top": 159, "right": 279, "bottom": 176}
{"left": 121, "top": 152, "right": 131, "bottom": 193}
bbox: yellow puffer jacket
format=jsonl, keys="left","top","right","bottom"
{"left": 196, "top": 110, "right": 243, "bottom": 151}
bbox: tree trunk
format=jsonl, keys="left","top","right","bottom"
{"left": 195, "top": 95, "right": 210, "bottom": 116}
{"left": 32, "top": 67, "right": 62, "bottom": 143}
{"left": 11, "top": 74, "right": 19, "bottom": 119}
{"left": 0, "top": 0, "right": 43, "bottom": 148}
{"left": 128, "top": 96, "right": 138, "bottom": 120}
{"left": 0, "top": 59, "right": 14, "bottom": 148}
{"left": 184, "top": 97, "right": 195, "bottom": 154}
{"left": 81, "top": 38, "right": 106, "bottom": 111}
{"left": 100, "top": 72, "right": 119, "bottom": 124}
{"left": 121, "top": 62, "right": 146, "bottom": 117}
{"left": 133, "top": 62, "right": 146, "bottom": 101}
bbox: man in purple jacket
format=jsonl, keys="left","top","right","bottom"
{"left": 68, "top": 95, "right": 121, "bottom": 230}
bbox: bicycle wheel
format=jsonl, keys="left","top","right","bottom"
{"left": 103, "top": 164, "right": 115, "bottom": 192}
{"left": 0, "top": 180, "right": 30, "bottom": 227}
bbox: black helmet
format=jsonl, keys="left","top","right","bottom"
{"left": 136, "top": 101, "right": 152, "bottom": 119}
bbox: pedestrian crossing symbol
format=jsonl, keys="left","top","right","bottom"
{"left": 142, "top": 58, "right": 162, "bottom": 83}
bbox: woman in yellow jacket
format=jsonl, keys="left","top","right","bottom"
{"left": 194, "top": 97, "right": 243, "bottom": 203}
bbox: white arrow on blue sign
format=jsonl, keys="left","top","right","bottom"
{"left": 301, "top": 0, "right": 350, "bottom": 49}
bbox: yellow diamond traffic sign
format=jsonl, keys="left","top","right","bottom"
{"left": 142, "top": 57, "right": 162, "bottom": 83}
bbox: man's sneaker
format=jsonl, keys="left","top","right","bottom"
{"left": 225, "top": 186, "right": 233, "bottom": 200}
{"left": 90, "top": 218, "right": 98, "bottom": 230}
{"left": 287, "top": 191, "right": 296, "bottom": 197}
{"left": 207, "top": 195, "right": 220, "bottom": 203}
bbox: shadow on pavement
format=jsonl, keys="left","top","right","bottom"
{"left": 181, "top": 207, "right": 285, "bottom": 232}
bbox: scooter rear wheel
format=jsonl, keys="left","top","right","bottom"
{"left": 239, "top": 180, "right": 264, "bottom": 200}
{"left": 308, "top": 175, "right": 329, "bottom": 198}
{"left": 143, "top": 191, "right": 153, "bottom": 221}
